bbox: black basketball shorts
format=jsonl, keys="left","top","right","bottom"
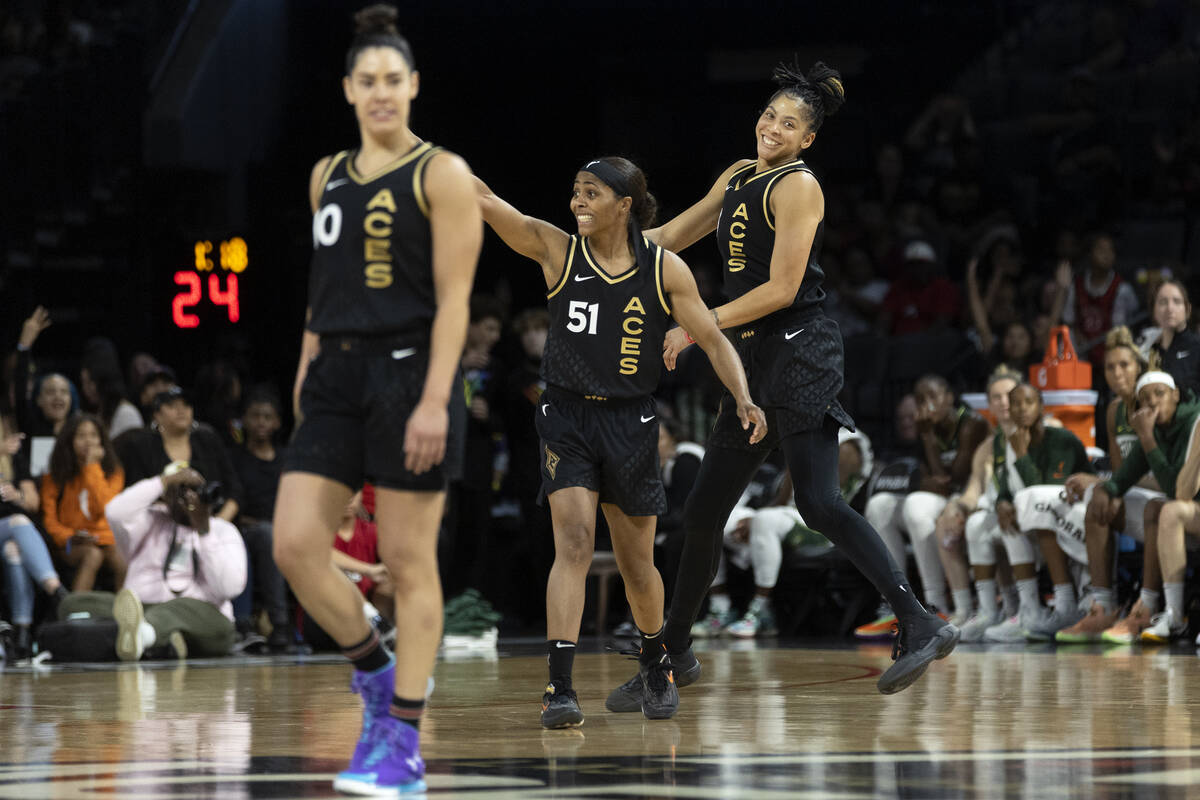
{"left": 285, "top": 346, "right": 465, "bottom": 492}
{"left": 534, "top": 388, "right": 666, "bottom": 517}
{"left": 709, "top": 315, "right": 855, "bottom": 452}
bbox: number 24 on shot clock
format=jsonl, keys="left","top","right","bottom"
{"left": 172, "top": 237, "right": 247, "bottom": 328}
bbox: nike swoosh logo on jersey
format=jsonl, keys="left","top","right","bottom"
{"left": 541, "top": 403, "right": 549, "bottom": 415}
{"left": 325, "top": 178, "right": 349, "bottom": 190}
{"left": 1178, "top": 351, "right": 1190, "bottom": 359}
{"left": 785, "top": 328, "right": 804, "bottom": 340}
{"left": 641, "top": 415, "right": 655, "bottom": 423}
{"left": 391, "top": 348, "right": 416, "bottom": 360}
{"left": 574, "top": 274, "right": 596, "bottom": 282}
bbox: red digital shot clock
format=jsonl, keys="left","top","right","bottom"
{"left": 172, "top": 237, "right": 247, "bottom": 328}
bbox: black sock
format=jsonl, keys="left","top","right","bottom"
{"left": 389, "top": 695, "right": 425, "bottom": 730}
{"left": 639, "top": 626, "right": 666, "bottom": 665}
{"left": 342, "top": 629, "right": 390, "bottom": 673}
{"left": 547, "top": 640, "right": 576, "bottom": 689}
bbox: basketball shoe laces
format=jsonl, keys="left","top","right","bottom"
{"left": 615, "top": 643, "right": 674, "bottom": 693}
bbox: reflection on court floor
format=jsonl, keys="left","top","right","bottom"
{"left": 2, "top": 640, "right": 1198, "bottom": 798}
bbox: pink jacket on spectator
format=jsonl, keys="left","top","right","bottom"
{"left": 105, "top": 476, "right": 247, "bottom": 621}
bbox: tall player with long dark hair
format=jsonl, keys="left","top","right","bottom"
{"left": 607, "top": 62, "right": 958, "bottom": 709}
{"left": 271, "top": 5, "right": 481, "bottom": 796}
{"left": 476, "top": 157, "right": 766, "bottom": 727}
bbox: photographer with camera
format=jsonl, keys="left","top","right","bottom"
{"left": 54, "top": 463, "right": 247, "bottom": 661}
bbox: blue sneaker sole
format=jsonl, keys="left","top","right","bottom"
{"left": 333, "top": 774, "right": 426, "bottom": 796}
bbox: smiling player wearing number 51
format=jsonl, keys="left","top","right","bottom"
{"left": 474, "top": 157, "right": 766, "bottom": 728}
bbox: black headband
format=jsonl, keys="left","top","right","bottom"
{"left": 578, "top": 159, "right": 631, "bottom": 199}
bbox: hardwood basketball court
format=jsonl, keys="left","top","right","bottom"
{"left": 1, "top": 638, "right": 1198, "bottom": 797}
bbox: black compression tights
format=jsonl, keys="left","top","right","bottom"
{"left": 663, "top": 416, "right": 928, "bottom": 652}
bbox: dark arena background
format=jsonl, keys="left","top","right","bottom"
{"left": 4, "top": 0, "right": 1200, "bottom": 798}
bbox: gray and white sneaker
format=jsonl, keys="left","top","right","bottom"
{"left": 983, "top": 608, "right": 1043, "bottom": 643}
{"left": 959, "top": 609, "right": 1005, "bottom": 643}
{"left": 1025, "top": 602, "right": 1086, "bottom": 642}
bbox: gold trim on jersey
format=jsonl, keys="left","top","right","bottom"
{"left": 318, "top": 151, "right": 349, "bottom": 196}
{"left": 579, "top": 237, "right": 638, "bottom": 283}
{"left": 736, "top": 158, "right": 806, "bottom": 189}
{"left": 727, "top": 162, "right": 757, "bottom": 190}
{"left": 764, "top": 164, "right": 814, "bottom": 232}
{"left": 651, "top": 239, "right": 671, "bottom": 316}
{"left": 412, "top": 146, "right": 443, "bottom": 218}
{"left": 345, "top": 141, "right": 434, "bottom": 185}
{"left": 546, "top": 236, "right": 577, "bottom": 299}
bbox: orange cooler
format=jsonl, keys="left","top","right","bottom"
{"left": 1042, "top": 389, "right": 1098, "bottom": 448}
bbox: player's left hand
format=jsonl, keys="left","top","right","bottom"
{"left": 662, "top": 327, "right": 693, "bottom": 371}
{"left": 405, "top": 400, "right": 448, "bottom": 474}
{"left": 736, "top": 400, "right": 768, "bottom": 445}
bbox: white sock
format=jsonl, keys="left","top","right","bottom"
{"left": 1002, "top": 585, "right": 1020, "bottom": 617}
{"left": 1053, "top": 583, "right": 1075, "bottom": 614}
{"left": 1091, "top": 586, "right": 1114, "bottom": 614}
{"left": 1140, "top": 588, "right": 1162, "bottom": 614}
{"left": 709, "top": 593, "right": 731, "bottom": 616}
{"left": 138, "top": 621, "right": 156, "bottom": 649}
{"left": 925, "top": 590, "right": 949, "bottom": 614}
{"left": 952, "top": 588, "right": 973, "bottom": 618}
{"left": 976, "top": 579, "right": 997, "bottom": 617}
{"left": 1164, "top": 583, "right": 1185, "bottom": 619}
{"left": 1017, "top": 577, "right": 1039, "bottom": 613}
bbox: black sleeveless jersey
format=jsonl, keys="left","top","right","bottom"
{"left": 541, "top": 235, "right": 673, "bottom": 400}
{"left": 717, "top": 159, "right": 826, "bottom": 330}
{"left": 307, "top": 142, "right": 442, "bottom": 337}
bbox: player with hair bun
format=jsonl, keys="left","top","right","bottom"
{"left": 271, "top": 4, "right": 481, "bottom": 796}
{"left": 606, "top": 60, "right": 958, "bottom": 710}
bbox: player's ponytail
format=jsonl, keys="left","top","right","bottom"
{"left": 768, "top": 58, "right": 844, "bottom": 133}
{"left": 346, "top": 3, "right": 415, "bottom": 75}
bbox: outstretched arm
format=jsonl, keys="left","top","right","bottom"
{"left": 473, "top": 176, "right": 570, "bottom": 288}
{"left": 664, "top": 252, "right": 766, "bottom": 445}
{"left": 644, "top": 160, "right": 754, "bottom": 253}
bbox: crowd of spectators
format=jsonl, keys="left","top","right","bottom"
{"left": 3, "top": 1, "right": 1200, "bottom": 660}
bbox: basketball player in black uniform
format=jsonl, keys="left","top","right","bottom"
{"left": 271, "top": 5, "right": 481, "bottom": 796}
{"left": 606, "top": 62, "right": 959, "bottom": 711}
{"left": 475, "top": 156, "right": 766, "bottom": 728}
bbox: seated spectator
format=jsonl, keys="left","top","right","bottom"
{"left": 26, "top": 373, "right": 79, "bottom": 477}
{"left": 115, "top": 386, "right": 243, "bottom": 523}
{"left": 1137, "top": 279, "right": 1200, "bottom": 400}
{"left": 134, "top": 362, "right": 176, "bottom": 422}
{"left": 878, "top": 241, "right": 962, "bottom": 336}
{"left": 80, "top": 337, "right": 143, "bottom": 439}
{"left": 1066, "top": 370, "right": 1199, "bottom": 644}
{"left": 194, "top": 358, "right": 244, "bottom": 447}
{"left": 944, "top": 365, "right": 1023, "bottom": 642}
{"left": 41, "top": 413, "right": 126, "bottom": 591}
{"left": 1055, "top": 327, "right": 1157, "bottom": 642}
{"left": 997, "top": 383, "right": 1095, "bottom": 641}
{"left": 231, "top": 385, "right": 291, "bottom": 650}
{"left": 860, "top": 375, "right": 989, "bottom": 634}
{"left": 1061, "top": 232, "right": 1139, "bottom": 370}
{"left": 2, "top": 416, "right": 70, "bottom": 660}
{"left": 55, "top": 465, "right": 247, "bottom": 660}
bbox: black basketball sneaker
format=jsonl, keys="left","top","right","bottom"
{"left": 541, "top": 682, "right": 584, "bottom": 729}
{"left": 877, "top": 614, "right": 960, "bottom": 694}
{"left": 606, "top": 645, "right": 701, "bottom": 713}
{"left": 638, "top": 643, "right": 679, "bottom": 719}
